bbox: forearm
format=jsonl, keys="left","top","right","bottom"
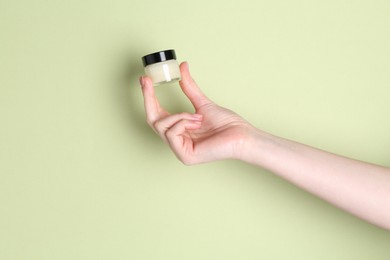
{"left": 242, "top": 129, "right": 390, "bottom": 230}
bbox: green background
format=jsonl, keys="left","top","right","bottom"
{"left": 1, "top": 0, "right": 389, "bottom": 259}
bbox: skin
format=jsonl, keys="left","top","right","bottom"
{"left": 139, "top": 61, "right": 390, "bottom": 231}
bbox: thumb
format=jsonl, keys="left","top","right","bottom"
{"left": 179, "top": 62, "right": 211, "bottom": 110}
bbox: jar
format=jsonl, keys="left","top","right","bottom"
{"left": 141, "top": 49, "right": 181, "bottom": 86}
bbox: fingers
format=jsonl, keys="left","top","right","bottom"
{"left": 153, "top": 113, "right": 202, "bottom": 142}
{"left": 139, "top": 63, "right": 209, "bottom": 165}
{"left": 179, "top": 62, "right": 212, "bottom": 110}
{"left": 148, "top": 112, "right": 203, "bottom": 164}
{"left": 139, "top": 76, "right": 169, "bottom": 125}
{"left": 165, "top": 118, "right": 202, "bottom": 165}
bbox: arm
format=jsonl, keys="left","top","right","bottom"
{"left": 139, "top": 62, "right": 390, "bottom": 230}
{"left": 242, "top": 129, "right": 390, "bottom": 230}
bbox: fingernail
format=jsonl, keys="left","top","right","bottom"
{"left": 139, "top": 76, "right": 144, "bottom": 86}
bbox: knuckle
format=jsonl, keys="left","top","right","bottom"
{"left": 146, "top": 118, "right": 154, "bottom": 127}
{"left": 165, "top": 128, "right": 175, "bottom": 139}
{"left": 181, "top": 159, "right": 192, "bottom": 166}
{"left": 180, "top": 156, "right": 196, "bottom": 166}
{"left": 179, "top": 112, "right": 191, "bottom": 118}
{"left": 176, "top": 154, "right": 191, "bottom": 165}
{"left": 154, "top": 120, "right": 169, "bottom": 138}
{"left": 152, "top": 120, "right": 162, "bottom": 131}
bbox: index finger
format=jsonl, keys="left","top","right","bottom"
{"left": 139, "top": 76, "right": 169, "bottom": 125}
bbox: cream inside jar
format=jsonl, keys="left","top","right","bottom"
{"left": 142, "top": 49, "right": 181, "bottom": 86}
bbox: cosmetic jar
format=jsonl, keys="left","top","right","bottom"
{"left": 142, "top": 49, "right": 181, "bottom": 86}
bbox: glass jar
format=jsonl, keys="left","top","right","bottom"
{"left": 142, "top": 49, "right": 181, "bottom": 86}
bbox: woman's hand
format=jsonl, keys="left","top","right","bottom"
{"left": 140, "top": 62, "right": 255, "bottom": 165}
{"left": 140, "top": 61, "right": 390, "bottom": 230}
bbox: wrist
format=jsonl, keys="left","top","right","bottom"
{"left": 238, "top": 126, "right": 274, "bottom": 166}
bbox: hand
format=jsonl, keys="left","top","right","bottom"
{"left": 140, "top": 62, "right": 255, "bottom": 165}
{"left": 140, "top": 62, "right": 390, "bottom": 230}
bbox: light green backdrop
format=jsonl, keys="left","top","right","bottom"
{"left": 1, "top": 0, "right": 389, "bottom": 259}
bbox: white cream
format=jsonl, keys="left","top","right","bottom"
{"left": 142, "top": 50, "right": 181, "bottom": 86}
{"left": 144, "top": 59, "right": 181, "bottom": 85}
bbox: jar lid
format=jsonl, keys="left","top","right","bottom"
{"left": 142, "top": 49, "right": 177, "bottom": 67}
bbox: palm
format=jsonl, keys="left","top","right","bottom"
{"left": 184, "top": 103, "right": 252, "bottom": 163}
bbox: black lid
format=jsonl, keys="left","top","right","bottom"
{"left": 142, "top": 49, "right": 177, "bottom": 67}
